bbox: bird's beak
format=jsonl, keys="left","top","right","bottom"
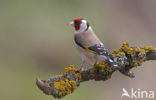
{"left": 68, "top": 21, "right": 74, "bottom": 26}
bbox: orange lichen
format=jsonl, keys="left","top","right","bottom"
{"left": 54, "top": 80, "right": 71, "bottom": 95}
{"left": 53, "top": 65, "right": 80, "bottom": 97}
{"left": 69, "top": 80, "right": 77, "bottom": 89}
{"left": 54, "top": 79, "right": 77, "bottom": 96}
{"left": 75, "top": 72, "right": 81, "bottom": 79}
{"left": 96, "top": 61, "right": 108, "bottom": 68}
{"left": 118, "top": 52, "right": 125, "bottom": 55}
{"left": 94, "top": 61, "right": 114, "bottom": 73}
{"left": 134, "top": 62, "right": 138, "bottom": 67}
{"left": 58, "top": 75, "right": 63, "bottom": 77}
{"left": 135, "top": 47, "right": 146, "bottom": 56}
{"left": 140, "top": 59, "right": 144, "bottom": 63}
{"left": 120, "top": 42, "right": 134, "bottom": 56}
{"left": 64, "top": 65, "right": 76, "bottom": 73}
{"left": 113, "top": 42, "right": 134, "bottom": 57}
{"left": 111, "top": 42, "right": 150, "bottom": 68}
{"left": 144, "top": 46, "right": 156, "bottom": 51}
{"left": 112, "top": 42, "right": 147, "bottom": 57}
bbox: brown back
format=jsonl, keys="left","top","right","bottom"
{"left": 74, "top": 28, "right": 103, "bottom": 47}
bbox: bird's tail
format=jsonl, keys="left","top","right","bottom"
{"left": 101, "top": 56, "right": 119, "bottom": 69}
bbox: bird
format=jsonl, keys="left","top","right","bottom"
{"left": 69, "top": 18, "right": 119, "bottom": 69}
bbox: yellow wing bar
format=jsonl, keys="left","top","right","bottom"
{"left": 83, "top": 45, "right": 98, "bottom": 54}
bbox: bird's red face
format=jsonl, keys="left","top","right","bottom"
{"left": 73, "top": 18, "right": 82, "bottom": 30}
{"left": 69, "top": 18, "right": 89, "bottom": 32}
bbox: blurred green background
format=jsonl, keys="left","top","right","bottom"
{"left": 0, "top": 0, "right": 156, "bottom": 100}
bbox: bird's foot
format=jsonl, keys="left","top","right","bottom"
{"left": 93, "top": 61, "right": 98, "bottom": 66}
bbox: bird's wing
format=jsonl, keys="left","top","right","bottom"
{"left": 74, "top": 28, "right": 103, "bottom": 47}
{"left": 88, "top": 44, "right": 120, "bottom": 69}
{"left": 87, "top": 44, "right": 114, "bottom": 59}
{"left": 74, "top": 36, "right": 114, "bottom": 59}
{"left": 74, "top": 36, "right": 119, "bottom": 69}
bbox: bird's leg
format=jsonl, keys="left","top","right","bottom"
{"left": 79, "top": 58, "right": 85, "bottom": 73}
{"left": 93, "top": 60, "right": 98, "bottom": 66}
{"left": 93, "top": 55, "right": 98, "bottom": 66}
{"left": 79, "top": 66, "right": 83, "bottom": 73}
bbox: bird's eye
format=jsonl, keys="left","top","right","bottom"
{"left": 74, "top": 21, "right": 81, "bottom": 26}
{"left": 74, "top": 18, "right": 82, "bottom": 26}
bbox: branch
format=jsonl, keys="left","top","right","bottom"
{"left": 36, "top": 42, "right": 156, "bottom": 99}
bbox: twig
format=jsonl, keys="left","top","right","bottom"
{"left": 36, "top": 42, "right": 156, "bottom": 99}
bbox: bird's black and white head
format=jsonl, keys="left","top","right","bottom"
{"left": 69, "top": 18, "right": 90, "bottom": 33}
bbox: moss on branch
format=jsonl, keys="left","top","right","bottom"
{"left": 36, "top": 42, "right": 156, "bottom": 99}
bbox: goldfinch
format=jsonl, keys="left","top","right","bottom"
{"left": 69, "top": 18, "right": 119, "bottom": 69}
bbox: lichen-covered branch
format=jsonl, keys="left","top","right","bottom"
{"left": 36, "top": 42, "right": 156, "bottom": 99}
